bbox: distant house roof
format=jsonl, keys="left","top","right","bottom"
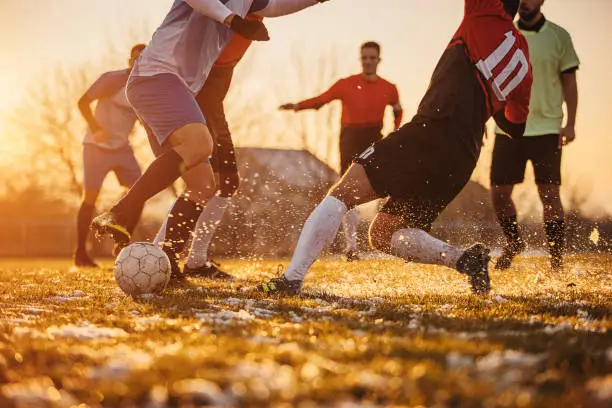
{"left": 235, "top": 148, "right": 337, "bottom": 190}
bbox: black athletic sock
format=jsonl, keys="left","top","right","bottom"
{"left": 125, "top": 204, "right": 144, "bottom": 236}
{"left": 76, "top": 202, "right": 95, "bottom": 255}
{"left": 113, "top": 149, "right": 186, "bottom": 222}
{"left": 498, "top": 215, "right": 522, "bottom": 246}
{"left": 544, "top": 218, "right": 565, "bottom": 258}
{"left": 162, "top": 195, "right": 203, "bottom": 263}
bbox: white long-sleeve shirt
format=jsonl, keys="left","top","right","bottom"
{"left": 132, "top": 0, "right": 320, "bottom": 94}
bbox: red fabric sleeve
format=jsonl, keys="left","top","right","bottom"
{"left": 296, "top": 79, "right": 344, "bottom": 110}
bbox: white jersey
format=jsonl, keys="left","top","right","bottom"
{"left": 132, "top": 0, "right": 268, "bottom": 94}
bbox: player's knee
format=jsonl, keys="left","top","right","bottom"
{"left": 218, "top": 172, "right": 240, "bottom": 197}
{"left": 172, "top": 124, "right": 214, "bottom": 166}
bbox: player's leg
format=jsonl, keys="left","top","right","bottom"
{"left": 532, "top": 135, "right": 565, "bottom": 270}
{"left": 491, "top": 134, "right": 528, "bottom": 269}
{"left": 183, "top": 66, "right": 237, "bottom": 279}
{"left": 113, "top": 146, "right": 144, "bottom": 241}
{"left": 369, "top": 201, "right": 491, "bottom": 294}
{"left": 75, "top": 144, "right": 109, "bottom": 267}
{"left": 338, "top": 127, "right": 383, "bottom": 261}
{"left": 260, "top": 163, "right": 380, "bottom": 294}
{"left": 91, "top": 74, "right": 215, "bottom": 252}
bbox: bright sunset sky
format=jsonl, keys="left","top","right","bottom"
{"left": 0, "top": 0, "right": 611, "bottom": 214}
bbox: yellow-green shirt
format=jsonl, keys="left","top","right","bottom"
{"left": 497, "top": 18, "right": 580, "bottom": 136}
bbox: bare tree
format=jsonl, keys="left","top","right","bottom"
{"left": 11, "top": 64, "right": 96, "bottom": 199}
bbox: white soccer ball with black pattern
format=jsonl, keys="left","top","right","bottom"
{"left": 114, "top": 242, "right": 171, "bottom": 296}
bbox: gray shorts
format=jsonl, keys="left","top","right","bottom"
{"left": 83, "top": 144, "right": 142, "bottom": 190}
{"left": 127, "top": 73, "right": 206, "bottom": 146}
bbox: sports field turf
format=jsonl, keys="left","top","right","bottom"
{"left": 1, "top": 255, "right": 611, "bottom": 407}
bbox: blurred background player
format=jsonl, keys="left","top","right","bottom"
{"left": 260, "top": 0, "right": 531, "bottom": 296}
{"left": 279, "top": 42, "right": 403, "bottom": 261}
{"left": 491, "top": 0, "right": 580, "bottom": 271}
{"left": 153, "top": 14, "right": 264, "bottom": 280}
{"left": 74, "top": 44, "right": 146, "bottom": 268}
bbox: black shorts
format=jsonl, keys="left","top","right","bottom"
{"left": 339, "top": 126, "right": 383, "bottom": 174}
{"left": 490, "top": 134, "right": 562, "bottom": 186}
{"left": 355, "top": 120, "right": 477, "bottom": 232}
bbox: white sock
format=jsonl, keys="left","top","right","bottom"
{"left": 185, "top": 196, "right": 231, "bottom": 268}
{"left": 153, "top": 204, "right": 174, "bottom": 247}
{"left": 390, "top": 228, "right": 464, "bottom": 269}
{"left": 343, "top": 208, "right": 359, "bottom": 252}
{"left": 284, "top": 196, "right": 347, "bottom": 281}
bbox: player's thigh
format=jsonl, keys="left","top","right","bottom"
{"left": 82, "top": 144, "right": 112, "bottom": 195}
{"left": 491, "top": 134, "right": 528, "bottom": 186}
{"left": 127, "top": 73, "right": 210, "bottom": 164}
{"left": 329, "top": 164, "right": 380, "bottom": 208}
{"left": 529, "top": 134, "right": 562, "bottom": 186}
{"left": 113, "top": 147, "right": 142, "bottom": 188}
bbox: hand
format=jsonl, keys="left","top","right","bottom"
{"left": 226, "top": 14, "right": 269, "bottom": 41}
{"left": 559, "top": 125, "right": 576, "bottom": 148}
{"left": 92, "top": 129, "right": 109, "bottom": 143}
{"left": 279, "top": 103, "right": 298, "bottom": 111}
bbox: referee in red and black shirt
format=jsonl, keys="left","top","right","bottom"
{"left": 280, "top": 41, "right": 403, "bottom": 261}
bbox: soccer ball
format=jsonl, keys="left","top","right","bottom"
{"left": 114, "top": 242, "right": 172, "bottom": 296}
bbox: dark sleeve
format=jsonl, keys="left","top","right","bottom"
{"left": 494, "top": 110, "right": 526, "bottom": 139}
{"left": 249, "top": 0, "right": 270, "bottom": 13}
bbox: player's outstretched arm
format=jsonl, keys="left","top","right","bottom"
{"left": 280, "top": 79, "right": 343, "bottom": 112}
{"left": 184, "top": 0, "right": 269, "bottom": 41}
{"left": 183, "top": 0, "right": 234, "bottom": 23}
{"left": 255, "top": 0, "right": 329, "bottom": 18}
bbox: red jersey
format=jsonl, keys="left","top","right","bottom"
{"left": 413, "top": 0, "right": 532, "bottom": 159}
{"left": 214, "top": 14, "right": 263, "bottom": 68}
{"left": 458, "top": 0, "right": 532, "bottom": 123}
{"left": 296, "top": 74, "right": 400, "bottom": 129}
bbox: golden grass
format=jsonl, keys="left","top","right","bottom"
{"left": 0, "top": 255, "right": 610, "bottom": 407}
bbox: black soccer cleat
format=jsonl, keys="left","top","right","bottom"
{"left": 494, "top": 240, "right": 526, "bottom": 270}
{"left": 346, "top": 250, "right": 360, "bottom": 262}
{"left": 259, "top": 276, "right": 302, "bottom": 295}
{"left": 91, "top": 211, "right": 131, "bottom": 250}
{"left": 183, "top": 260, "right": 236, "bottom": 281}
{"left": 456, "top": 243, "right": 491, "bottom": 295}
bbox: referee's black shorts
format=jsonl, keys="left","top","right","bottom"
{"left": 490, "top": 134, "right": 562, "bottom": 186}
{"left": 339, "top": 125, "right": 383, "bottom": 175}
{"left": 355, "top": 120, "right": 478, "bottom": 232}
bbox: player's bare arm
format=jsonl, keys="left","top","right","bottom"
{"left": 560, "top": 71, "right": 578, "bottom": 146}
{"left": 78, "top": 91, "right": 107, "bottom": 143}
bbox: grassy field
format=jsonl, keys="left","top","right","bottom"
{"left": 0, "top": 255, "right": 611, "bottom": 407}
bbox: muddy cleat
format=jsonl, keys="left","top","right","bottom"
{"left": 494, "top": 240, "right": 526, "bottom": 270}
{"left": 91, "top": 212, "right": 131, "bottom": 249}
{"left": 346, "top": 250, "right": 360, "bottom": 262}
{"left": 74, "top": 252, "right": 99, "bottom": 268}
{"left": 457, "top": 243, "right": 491, "bottom": 295}
{"left": 183, "top": 260, "right": 236, "bottom": 281}
{"left": 259, "top": 276, "right": 302, "bottom": 295}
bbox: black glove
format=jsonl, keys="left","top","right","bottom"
{"left": 230, "top": 15, "right": 270, "bottom": 41}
